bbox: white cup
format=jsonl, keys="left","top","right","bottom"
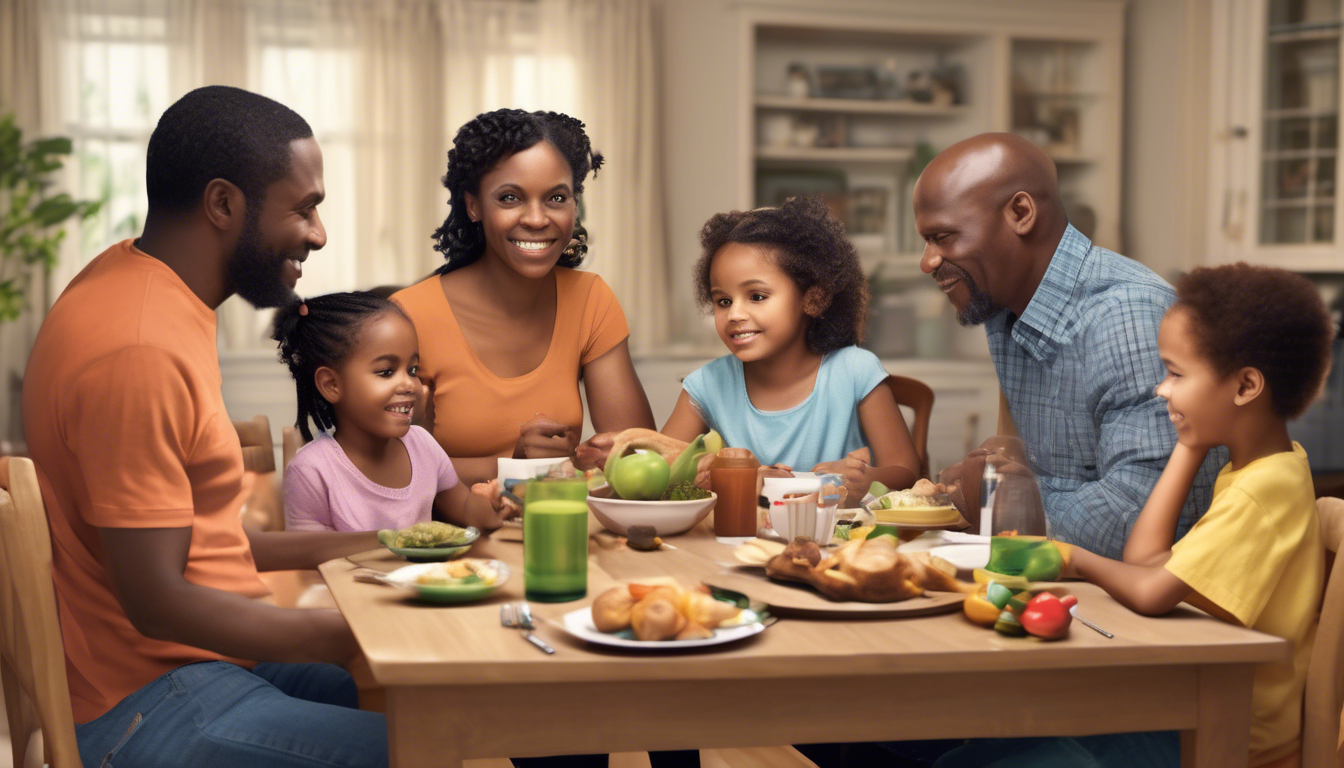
{"left": 774, "top": 490, "right": 839, "bottom": 542}
{"left": 497, "top": 457, "right": 570, "bottom": 491}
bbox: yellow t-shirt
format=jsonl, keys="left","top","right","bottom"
{"left": 1164, "top": 443, "right": 1323, "bottom": 759}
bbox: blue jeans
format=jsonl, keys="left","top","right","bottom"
{"left": 75, "top": 661, "right": 387, "bottom": 768}
{"left": 933, "top": 732, "right": 1180, "bottom": 768}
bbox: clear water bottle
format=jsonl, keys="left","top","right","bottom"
{"left": 979, "top": 459, "right": 1000, "bottom": 537}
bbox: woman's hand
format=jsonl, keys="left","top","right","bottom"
{"left": 574, "top": 432, "right": 615, "bottom": 471}
{"left": 515, "top": 415, "right": 579, "bottom": 459}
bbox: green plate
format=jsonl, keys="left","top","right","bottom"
{"left": 384, "top": 560, "right": 510, "bottom": 604}
{"left": 377, "top": 526, "right": 480, "bottom": 562}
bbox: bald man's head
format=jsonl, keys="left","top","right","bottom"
{"left": 912, "top": 133, "right": 1068, "bottom": 322}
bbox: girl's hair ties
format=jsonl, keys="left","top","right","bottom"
{"left": 299, "top": 303, "right": 309, "bottom": 316}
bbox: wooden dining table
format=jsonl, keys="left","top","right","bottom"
{"left": 319, "top": 517, "right": 1288, "bottom": 768}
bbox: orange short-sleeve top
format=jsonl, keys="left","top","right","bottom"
{"left": 391, "top": 268, "right": 629, "bottom": 459}
{"left": 22, "top": 241, "right": 268, "bottom": 723}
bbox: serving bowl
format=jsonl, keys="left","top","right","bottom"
{"left": 587, "top": 493, "right": 717, "bottom": 536}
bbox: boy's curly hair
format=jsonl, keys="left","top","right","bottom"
{"left": 432, "top": 109, "right": 603, "bottom": 274}
{"left": 1174, "top": 263, "right": 1335, "bottom": 419}
{"left": 694, "top": 196, "right": 868, "bottom": 355}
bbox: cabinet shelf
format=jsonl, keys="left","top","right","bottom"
{"left": 755, "top": 95, "right": 969, "bottom": 117}
{"left": 755, "top": 146, "right": 914, "bottom": 163}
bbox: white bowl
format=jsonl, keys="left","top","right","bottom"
{"left": 587, "top": 493, "right": 717, "bottom": 536}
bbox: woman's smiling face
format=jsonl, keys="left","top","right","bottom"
{"left": 465, "top": 140, "right": 576, "bottom": 280}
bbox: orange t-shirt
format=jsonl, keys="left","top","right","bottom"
{"left": 391, "top": 268, "right": 629, "bottom": 459}
{"left": 22, "top": 240, "right": 268, "bottom": 724}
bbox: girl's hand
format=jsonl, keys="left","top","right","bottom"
{"left": 467, "top": 480, "right": 519, "bottom": 530}
{"left": 813, "top": 448, "right": 871, "bottom": 506}
{"left": 515, "top": 415, "right": 578, "bottom": 459}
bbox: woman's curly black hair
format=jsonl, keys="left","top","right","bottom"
{"left": 432, "top": 109, "right": 603, "bottom": 274}
{"left": 1173, "top": 263, "right": 1335, "bottom": 419}
{"left": 694, "top": 196, "right": 869, "bottom": 355}
{"left": 272, "top": 292, "right": 409, "bottom": 441}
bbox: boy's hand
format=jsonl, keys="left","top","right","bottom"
{"left": 413, "top": 377, "right": 435, "bottom": 431}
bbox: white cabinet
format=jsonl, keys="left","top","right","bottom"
{"left": 1207, "top": 0, "right": 1344, "bottom": 271}
{"left": 737, "top": 3, "right": 1126, "bottom": 280}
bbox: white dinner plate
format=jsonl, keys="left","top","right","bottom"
{"left": 557, "top": 606, "right": 770, "bottom": 649}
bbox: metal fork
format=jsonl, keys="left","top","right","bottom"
{"left": 501, "top": 602, "right": 555, "bottom": 654}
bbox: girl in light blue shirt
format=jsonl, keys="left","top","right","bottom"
{"left": 662, "top": 196, "right": 922, "bottom": 500}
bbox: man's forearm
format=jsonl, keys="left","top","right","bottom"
{"left": 140, "top": 582, "right": 357, "bottom": 663}
{"left": 246, "top": 529, "right": 379, "bottom": 571}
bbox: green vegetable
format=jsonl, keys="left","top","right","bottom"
{"left": 868, "top": 480, "right": 891, "bottom": 499}
{"left": 668, "top": 433, "right": 708, "bottom": 486}
{"left": 386, "top": 521, "right": 471, "bottom": 548}
{"left": 661, "top": 481, "right": 711, "bottom": 501}
{"left": 866, "top": 524, "right": 901, "bottom": 540}
{"left": 606, "top": 450, "right": 672, "bottom": 500}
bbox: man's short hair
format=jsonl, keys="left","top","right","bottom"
{"left": 145, "top": 86, "right": 313, "bottom": 214}
{"left": 1174, "top": 263, "right": 1335, "bottom": 419}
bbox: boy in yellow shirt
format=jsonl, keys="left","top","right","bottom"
{"left": 935, "top": 263, "right": 1334, "bottom": 768}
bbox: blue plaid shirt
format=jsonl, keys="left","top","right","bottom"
{"left": 985, "top": 225, "right": 1224, "bottom": 560}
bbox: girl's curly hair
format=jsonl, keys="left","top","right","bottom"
{"left": 694, "top": 196, "right": 869, "bottom": 355}
{"left": 432, "top": 109, "right": 603, "bottom": 274}
{"left": 272, "top": 292, "right": 407, "bottom": 441}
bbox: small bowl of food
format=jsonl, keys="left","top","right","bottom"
{"left": 383, "top": 558, "right": 509, "bottom": 604}
{"left": 377, "top": 521, "right": 480, "bottom": 562}
{"left": 587, "top": 490, "right": 717, "bottom": 537}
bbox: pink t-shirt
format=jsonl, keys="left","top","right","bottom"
{"left": 282, "top": 426, "right": 459, "bottom": 532}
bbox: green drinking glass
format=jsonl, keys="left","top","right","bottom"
{"left": 523, "top": 478, "right": 590, "bottom": 603}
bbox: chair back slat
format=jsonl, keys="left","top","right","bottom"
{"left": 1304, "top": 496, "right": 1344, "bottom": 768}
{"left": 0, "top": 456, "right": 83, "bottom": 767}
{"left": 885, "top": 375, "right": 934, "bottom": 479}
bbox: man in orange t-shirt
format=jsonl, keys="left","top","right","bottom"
{"left": 23, "top": 86, "right": 388, "bottom": 767}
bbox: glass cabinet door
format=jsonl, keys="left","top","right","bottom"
{"left": 1259, "top": 0, "right": 1341, "bottom": 247}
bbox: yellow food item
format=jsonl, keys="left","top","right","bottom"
{"left": 963, "top": 589, "right": 1002, "bottom": 627}
{"left": 674, "top": 621, "right": 714, "bottom": 641}
{"left": 871, "top": 505, "right": 960, "bottom": 525}
{"left": 592, "top": 587, "right": 637, "bottom": 632}
{"left": 413, "top": 559, "right": 498, "bottom": 585}
{"left": 847, "top": 525, "right": 875, "bottom": 541}
{"left": 679, "top": 591, "right": 741, "bottom": 629}
{"left": 631, "top": 598, "right": 685, "bottom": 641}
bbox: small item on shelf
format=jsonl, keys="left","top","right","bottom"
{"left": 905, "top": 70, "right": 932, "bottom": 103}
{"left": 786, "top": 62, "right": 813, "bottom": 98}
{"left": 816, "top": 65, "right": 880, "bottom": 99}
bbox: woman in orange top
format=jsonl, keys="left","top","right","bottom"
{"left": 393, "top": 110, "right": 655, "bottom": 487}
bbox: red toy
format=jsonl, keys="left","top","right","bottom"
{"left": 1018, "top": 592, "right": 1078, "bottom": 640}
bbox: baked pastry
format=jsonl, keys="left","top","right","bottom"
{"left": 764, "top": 535, "right": 975, "bottom": 603}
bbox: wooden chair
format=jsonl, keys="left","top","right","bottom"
{"left": 232, "top": 414, "right": 276, "bottom": 475}
{"left": 1305, "top": 496, "right": 1344, "bottom": 768}
{"left": 885, "top": 375, "right": 934, "bottom": 479}
{"left": 0, "top": 456, "right": 82, "bottom": 768}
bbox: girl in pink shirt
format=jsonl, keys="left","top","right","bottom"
{"left": 274, "top": 292, "right": 509, "bottom": 533}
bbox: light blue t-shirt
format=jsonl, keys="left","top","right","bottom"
{"left": 682, "top": 345, "right": 889, "bottom": 469}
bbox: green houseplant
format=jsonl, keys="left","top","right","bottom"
{"left": 0, "top": 113, "right": 102, "bottom": 322}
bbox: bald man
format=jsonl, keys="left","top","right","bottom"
{"left": 913, "top": 133, "right": 1223, "bottom": 559}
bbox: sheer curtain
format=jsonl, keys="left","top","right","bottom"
{"left": 24, "top": 0, "right": 667, "bottom": 355}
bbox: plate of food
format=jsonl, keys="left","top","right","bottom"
{"left": 866, "top": 478, "right": 967, "bottom": 529}
{"left": 377, "top": 522, "right": 480, "bottom": 562}
{"left": 557, "top": 581, "right": 770, "bottom": 649}
{"left": 705, "top": 535, "right": 974, "bottom": 618}
{"left": 382, "top": 559, "right": 509, "bottom": 604}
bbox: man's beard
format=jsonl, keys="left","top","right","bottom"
{"left": 226, "top": 209, "right": 302, "bottom": 309}
{"left": 935, "top": 261, "right": 1001, "bottom": 326}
